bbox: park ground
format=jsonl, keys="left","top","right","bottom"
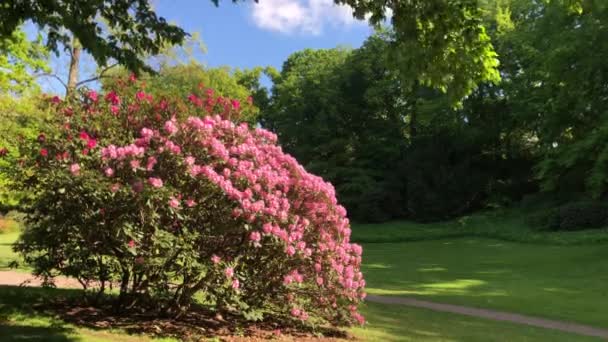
{"left": 1, "top": 209, "right": 607, "bottom": 341}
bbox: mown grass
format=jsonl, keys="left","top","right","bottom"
{"left": 352, "top": 208, "right": 608, "bottom": 331}
{"left": 2, "top": 209, "right": 608, "bottom": 340}
{"left": 352, "top": 302, "right": 601, "bottom": 341}
{"left": 0, "top": 285, "right": 597, "bottom": 342}
{"left": 0, "top": 286, "right": 179, "bottom": 342}
{"left": 359, "top": 238, "right": 608, "bottom": 328}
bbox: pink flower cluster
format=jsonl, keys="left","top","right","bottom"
{"left": 62, "top": 85, "right": 365, "bottom": 325}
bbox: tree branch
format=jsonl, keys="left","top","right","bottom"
{"left": 35, "top": 73, "right": 68, "bottom": 91}
{"left": 76, "top": 63, "right": 119, "bottom": 87}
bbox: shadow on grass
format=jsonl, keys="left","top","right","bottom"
{"left": 0, "top": 285, "right": 348, "bottom": 341}
{"left": 0, "top": 324, "right": 76, "bottom": 342}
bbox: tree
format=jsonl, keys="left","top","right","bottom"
{"left": 0, "top": 93, "right": 50, "bottom": 209}
{"left": 0, "top": 28, "right": 49, "bottom": 94}
{"left": 1, "top": 0, "right": 502, "bottom": 98}
{"left": 265, "top": 40, "right": 411, "bottom": 221}
{"left": 337, "top": 0, "right": 501, "bottom": 102}
{"left": 491, "top": 0, "right": 608, "bottom": 197}
{"left": 1, "top": 0, "right": 189, "bottom": 74}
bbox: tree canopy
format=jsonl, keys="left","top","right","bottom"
{"left": 0, "top": 28, "right": 49, "bottom": 94}
{"left": 1, "top": 0, "right": 504, "bottom": 98}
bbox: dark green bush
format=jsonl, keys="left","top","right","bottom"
{"left": 526, "top": 201, "right": 608, "bottom": 231}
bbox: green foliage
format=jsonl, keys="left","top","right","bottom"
{"left": 529, "top": 202, "right": 608, "bottom": 231}
{"left": 265, "top": 32, "right": 534, "bottom": 222}
{"left": 0, "top": 28, "right": 49, "bottom": 94}
{"left": 351, "top": 208, "right": 608, "bottom": 245}
{"left": 265, "top": 41, "right": 410, "bottom": 222}
{"left": 103, "top": 63, "right": 261, "bottom": 123}
{"left": 0, "top": 0, "right": 191, "bottom": 74}
{"left": 8, "top": 79, "right": 365, "bottom": 327}
{"left": 336, "top": 0, "right": 501, "bottom": 102}
{"left": 0, "top": 93, "right": 50, "bottom": 208}
{"left": 491, "top": 0, "right": 608, "bottom": 198}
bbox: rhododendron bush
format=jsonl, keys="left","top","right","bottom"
{"left": 8, "top": 78, "right": 365, "bottom": 327}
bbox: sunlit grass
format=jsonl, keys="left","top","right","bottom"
{"left": 0, "top": 231, "right": 22, "bottom": 271}
{"left": 351, "top": 302, "right": 600, "bottom": 342}
{"left": 361, "top": 238, "right": 608, "bottom": 328}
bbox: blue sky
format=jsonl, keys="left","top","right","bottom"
{"left": 39, "top": 0, "right": 373, "bottom": 94}
{"left": 156, "top": 0, "right": 372, "bottom": 69}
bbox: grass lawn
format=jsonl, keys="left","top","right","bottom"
{"left": 0, "top": 286, "right": 179, "bottom": 342}
{"left": 351, "top": 209, "right": 608, "bottom": 245}
{"left": 0, "top": 231, "right": 21, "bottom": 271}
{"left": 354, "top": 209, "right": 608, "bottom": 329}
{"left": 360, "top": 239, "right": 608, "bottom": 328}
{"left": 2, "top": 210, "right": 608, "bottom": 341}
{"left": 0, "top": 285, "right": 597, "bottom": 342}
{"left": 352, "top": 302, "right": 601, "bottom": 341}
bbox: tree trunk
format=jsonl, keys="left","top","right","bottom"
{"left": 66, "top": 40, "right": 81, "bottom": 96}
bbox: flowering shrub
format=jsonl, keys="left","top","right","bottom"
{"left": 9, "top": 78, "right": 365, "bottom": 327}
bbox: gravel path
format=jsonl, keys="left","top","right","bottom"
{"left": 366, "top": 294, "right": 608, "bottom": 339}
{"left": 2, "top": 271, "right": 607, "bottom": 339}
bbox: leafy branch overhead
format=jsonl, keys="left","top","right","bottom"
{"left": 336, "top": 0, "right": 501, "bottom": 101}
{"left": 2, "top": 0, "right": 502, "bottom": 99}
{"left": 1, "top": 0, "right": 189, "bottom": 74}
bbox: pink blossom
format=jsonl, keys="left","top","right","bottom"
{"left": 130, "top": 159, "right": 140, "bottom": 170}
{"left": 164, "top": 120, "right": 178, "bottom": 135}
{"left": 211, "top": 255, "right": 221, "bottom": 264}
{"left": 110, "top": 183, "right": 121, "bottom": 193}
{"left": 110, "top": 105, "right": 120, "bottom": 115}
{"left": 87, "top": 90, "right": 98, "bottom": 102}
{"left": 232, "top": 279, "right": 240, "bottom": 290}
{"left": 105, "top": 91, "right": 120, "bottom": 105}
{"left": 184, "top": 156, "right": 195, "bottom": 166}
{"left": 135, "top": 91, "right": 147, "bottom": 101}
{"left": 146, "top": 156, "right": 157, "bottom": 171}
{"left": 290, "top": 308, "right": 301, "bottom": 318}
{"left": 249, "top": 231, "right": 261, "bottom": 242}
{"left": 87, "top": 138, "right": 97, "bottom": 149}
{"left": 104, "top": 167, "right": 115, "bottom": 177}
{"left": 185, "top": 198, "right": 196, "bottom": 207}
{"left": 168, "top": 197, "right": 180, "bottom": 209}
{"left": 224, "top": 267, "right": 234, "bottom": 278}
{"left": 69, "top": 163, "right": 80, "bottom": 175}
{"left": 231, "top": 99, "right": 240, "bottom": 110}
{"left": 262, "top": 223, "right": 273, "bottom": 234}
{"left": 148, "top": 177, "right": 163, "bottom": 188}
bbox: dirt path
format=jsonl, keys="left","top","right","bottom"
{"left": 0, "top": 270, "right": 83, "bottom": 288}
{"left": 2, "top": 271, "right": 607, "bottom": 339}
{"left": 366, "top": 294, "right": 608, "bottom": 339}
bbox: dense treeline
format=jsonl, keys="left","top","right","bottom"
{"left": 262, "top": 0, "right": 608, "bottom": 222}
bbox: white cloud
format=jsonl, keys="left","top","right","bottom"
{"left": 250, "top": 0, "right": 365, "bottom": 35}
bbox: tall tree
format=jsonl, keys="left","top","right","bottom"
{"left": 1, "top": 0, "right": 501, "bottom": 97}
{"left": 0, "top": 28, "right": 49, "bottom": 94}
{"left": 337, "top": 0, "right": 501, "bottom": 102}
